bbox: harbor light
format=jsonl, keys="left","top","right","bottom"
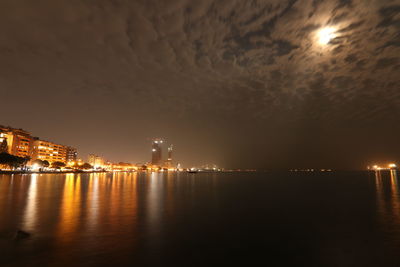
{"left": 31, "top": 164, "right": 40, "bottom": 171}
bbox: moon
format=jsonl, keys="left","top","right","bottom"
{"left": 317, "top": 27, "right": 337, "bottom": 45}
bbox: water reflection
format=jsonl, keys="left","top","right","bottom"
{"left": 375, "top": 170, "right": 400, "bottom": 242}
{"left": 86, "top": 174, "right": 100, "bottom": 230}
{"left": 0, "top": 172, "right": 221, "bottom": 265}
{"left": 390, "top": 170, "right": 400, "bottom": 225}
{"left": 22, "top": 174, "right": 38, "bottom": 231}
{"left": 57, "top": 174, "right": 81, "bottom": 243}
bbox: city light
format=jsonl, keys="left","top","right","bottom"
{"left": 31, "top": 164, "right": 40, "bottom": 171}
{"left": 371, "top": 163, "right": 397, "bottom": 171}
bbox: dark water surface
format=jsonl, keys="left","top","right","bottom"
{"left": 1, "top": 171, "right": 400, "bottom": 266}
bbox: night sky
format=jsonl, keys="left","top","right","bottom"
{"left": 1, "top": 0, "right": 399, "bottom": 169}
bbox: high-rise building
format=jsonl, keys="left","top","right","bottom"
{"left": 66, "top": 147, "right": 78, "bottom": 163}
{"left": 165, "top": 144, "right": 173, "bottom": 167}
{"left": 0, "top": 127, "right": 13, "bottom": 154}
{"left": 167, "top": 144, "right": 173, "bottom": 161}
{"left": 32, "top": 139, "right": 68, "bottom": 163}
{"left": 0, "top": 125, "right": 76, "bottom": 165}
{"left": 151, "top": 139, "right": 163, "bottom": 166}
{"left": 0, "top": 126, "right": 34, "bottom": 158}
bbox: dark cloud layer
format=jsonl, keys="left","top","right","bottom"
{"left": 0, "top": 0, "right": 399, "bottom": 169}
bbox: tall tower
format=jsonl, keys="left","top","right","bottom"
{"left": 168, "top": 144, "right": 173, "bottom": 161}
{"left": 151, "top": 139, "right": 163, "bottom": 165}
{"left": 166, "top": 144, "right": 173, "bottom": 167}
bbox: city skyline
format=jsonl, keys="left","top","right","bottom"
{"left": 0, "top": 124, "right": 77, "bottom": 165}
{"left": 1, "top": 124, "right": 178, "bottom": 168}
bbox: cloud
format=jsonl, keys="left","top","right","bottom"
{"left": 375, "top": 57, "right": 399, "bottom": 69}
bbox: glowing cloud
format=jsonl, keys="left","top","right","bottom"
{"left": 317, "top": 27, "right": 337, "bottom": 45}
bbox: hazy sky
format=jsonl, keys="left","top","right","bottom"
{"left": 1, "top": 0, "right": 399, "bottom": 169}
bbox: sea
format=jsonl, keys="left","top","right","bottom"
{"left": 0, "top": 171, "right": 399, "bottom": 266}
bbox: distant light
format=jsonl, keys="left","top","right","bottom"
{"left": 32, "top": 164, "right": 39, "bottom": 171}
{"left": 317, "top": 27, "right": 336, "bottom": 45}
{"left": 152, "top": 149, "right": 156, "bottom": 152}
{"left": 389, "top": 163, "right": 397, "bottom": 168}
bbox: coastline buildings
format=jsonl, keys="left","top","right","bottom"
{"left": 0, "top": 126, "right": 34, "bottom": 158}
{"left": 0, "top": 125, "right": 77, "bottom": 164}
{"left": 2, "top": 125, "right": 183, "bottom": 171}
{"left": 150, "top": 139, "right": 175, "bottom": 168}
{"left": 32, "top": 139, "right": 68, "bottom": 164}
{"left": 66, "top": 147, "right": 78, "bottom": 163}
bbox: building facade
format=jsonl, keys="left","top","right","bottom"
{"left": 0, "top": 126, "right": 34, "bottom": 158}
{"left": 66, "top": 146, "right": 78, "bottom": 163}
{"left": 1, "top": 125, "right": 78, "bottom": 166}
{"left": 32, "top": 140, "right": 68, "bottom": 163}
{"left": 151, "top": 139, "right": 163, "bottom": 165}
{"left": 0, "top": 127, "right": 13, "bottom": 154}
{"left": 88, "top": 154, "right": 104, "bottom": 168}
{"left": 165, "top": 144, "right": 173, "bottom": 167}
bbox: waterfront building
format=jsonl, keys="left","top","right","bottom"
{"left": 0, "top": 126, "right": 34, "bottom": 158}
{"left": 66, "top": 146, "right": 78, "bottom": 163}
{"left": 151, "top": 139, "right": 163, "bottom": 166}
{"left": 0, "top": 127, "right": 13, "bottom": 154}
{"left": 165, "top": 144, "right": 173, "bottom": 167}
{"left": 32, "top": 139, "right": 68, "bottom": 163}
{"left": 88, "top": 154, "right": 105, "bottom": 168}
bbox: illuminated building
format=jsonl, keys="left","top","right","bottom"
{"left": 32, "top": 139, "right": 68, "bottom": 163}
{"left": 0, "top": 127, "right": 13, "bottom": 153}
{"left": 0, "top": 126, "right": 34, "bottom": 158}
{"left": 66, "top": 147, "right": 78, "bottom": 163}
{"left": 88, "top": 154, "right": 104, "bottom": 168}
{"left": 151, "top": 139, "right": 163, "bottom": 165}
{"left": 165, "top": 144, "right": 173, "bottom": 167}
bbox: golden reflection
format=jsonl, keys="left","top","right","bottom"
{"left": 390, "top": 170, "right": 399, "bottom": 193}
{"left": 147, "top": 172, "right": 163, "bottom": 232}
{"left": 86, "top": 173, "right": 100, "bottom": 230}
{"left": 0, "top": 175, "right": 12, "bottom": 215}
{"left": 57, "top": 174, "right": 81, "bottom": 243}
{"left": 109, "top": 172, "right": 121, "bottom": 224}
{"left": 22, "top": 174, "right": 38, "bottom": 231}
{"left": 375, "top": 170, "right": 386, "bottom": 222}
{"left": 375, "top": 170, "right": 400, "bottom": 230}
{"left": 85, "top": 172, "right": 139, "bottom": 234}
{"left": 390, "top": 170, "right": 400, "bottom": 224}
{"left": 166, "top": 171, "right": 175, "bottom": 218}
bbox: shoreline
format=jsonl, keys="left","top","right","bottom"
{"left": 0, "top": 170, "right": 111, "bottom": 174}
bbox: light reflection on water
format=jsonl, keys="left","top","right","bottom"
{"left": 22, "top": 174, "right": 38, "bottom": 231}
{"left": 375, "top": 170, "right": 400, "bottom": 247}
{"left": 1, "top": 171, "right": 400, "bottom": 266}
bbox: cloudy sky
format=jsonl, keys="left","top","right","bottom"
{"left": 1, "top": 0, "right": 399, "bottom": 169}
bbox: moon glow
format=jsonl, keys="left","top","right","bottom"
{"left": 317, "top": 27, "right": 337, "bottom": 45}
